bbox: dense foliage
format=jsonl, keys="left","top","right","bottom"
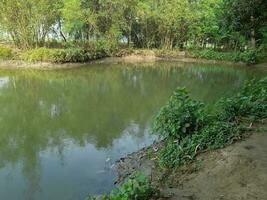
{"left": 153, "top": 88, "right": 206, "bottom": 141}
{"left": 191, "top": 49, "right": 267, "bottom": 64}
{"left": 20, "top": 46, "right": 107, "bottom": 63}
{"left": 0, "top": 0, "right": 62, "bottom": 48}
{"left": 154, "top": 76, "right": 267, "bottom": 168}
{"left": 86, "top": 173, "right": 157, "bottom": 200}
{"left": 0, "top": 0, "right": 266, "bottom": 52}
{"left": 0, "top": 45, "right": 14, "bottom": 60}
{"left": 219, "top": 78, "right": 267, "bottom": 121}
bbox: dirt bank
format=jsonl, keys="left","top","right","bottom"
{"left": 115, "top": 124, "right": 267, "bottom": 200}
{"left": 0, "top": 60, "right": 91, "bottom": 70}
{"left": 0, "top": 54, "right": 249, "bottom": 70}
{"left": 86, "top": 55, "right": 246, "bottom": 66}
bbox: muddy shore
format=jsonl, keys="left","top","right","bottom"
{"left": 0, "top": 55, "right": 251, "bottom": 70}
{"left": 114, "top": 123, "right": 267, "bottom": 200}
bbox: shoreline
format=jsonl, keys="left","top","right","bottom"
{"left": 114, "top": 122, "right": 267, "bottom": 199}
{"left": 0, "top": 54, "right": 259, "bottom": 70}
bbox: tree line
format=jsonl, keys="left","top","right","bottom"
{"left": 0, "top": 0, "right": 266, "bottom": 50}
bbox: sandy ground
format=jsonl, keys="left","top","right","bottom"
{"left": 0, "top": 60, "right": 90, "bottom": 70}
{"left": 115, "top": 124, "right": 267, "bottom": 200}
{"left": 0, "top": 55, "right": 248, "bottom": 70}
{"left": 162, "top": 131, "right": 267, "bottom": 200}
{"left": 94, "top": 55, "right": 245, "bottom": 65}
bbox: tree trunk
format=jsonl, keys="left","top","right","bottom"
{"left": 60, "top": 31, "right": 67, "bottom": 43}
{"left": 58, "top": 19, "right": 67, "bottom": 42}
{"left": 251, "top": 29, "right": 256, "bottom": 49}
{"left": 250, "top": 16, "right": 256, "bottom": 49}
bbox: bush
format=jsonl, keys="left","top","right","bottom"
{"left": 154, "top": 76, "right": 267, "bottom": 168}
{"left": 95, "top": 40, "right": 119, "bottom": 56}
{"left": 20, "top": 48, "right": 55, "bottom": 62}
{"left": 153, "top": 88, "right": 207, "bottom": 142}
{"left": 195, "top": 121, "right": 241, "bottom": 150}
{"left": 158, "top": 121, "right": 241, "bottom": 168}
{"left": 18, "top": 40, "right": 122, "bottom": 63}
{"left": 115, "top": 48, "right": 134, "bottom": 57}
{"left": 191, "top": 49, "right": 238, "bottom": 62}
{"left": 191, "top": 49, "right": 267, "bottom": 64}
{"left": 20, "top": 46, "right": 109, "bottom": 63}
{"left": 218, "top": 77, "right": 267, "bottom": 122}
{"left": 86, "top": 173, "right": 157, "bottom": 200}
{"left": 238, "top": 49, "right": 267, "bottom": 64}
{"left": 238, "top": 49, "right": 258, "bottom": 64}
{"left": 158, "top": 137, "right": 198, "bottom": 167}
{"left": 0, "top": 45, "right": 14, "bottom": 59}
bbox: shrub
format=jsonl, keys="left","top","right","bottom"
{"left": 18, "top": 40, "right": 122, "bottom": 63}
{"left": 154, "top": 76, "right": 267, "bottom": 168}
{"left": 115, "top": 48, "right": 134, "bottom": 57}
{"left": 153, "top": 88, "right": 207, "bottom": 142}
{"left": 95, "top": 40, "right": 119, "bottom": 56}
{"left": 191, "top": 49, "right": 238, "bottom": 62}
{"left": 238, "top": 49, "right": 258, "bottom": 64}
{"left": 238, "top": 49, "right": 267, "bottom": 64}
{"left": 86, "top": 173, "right": 157, "bottom": 200}
{"left": 20, "top": 47, "right": 109, "bottom": 63}
{"left": 0, "top": 45, "right": 14, "bottom": 59}
{"left": 158, "top": 138, "right": 198, "bottom": 168}
{"left": 195, "top": 121, "right": 241, "bottom": 150}
{"left": 20, "top": 48, "right": 55, "bottom": 62}
{"left": 191, "top": 49, "right": 267, "bottom": 64}
{"left": 51, "top": 48, "right": 91, "bottom": 63}
{"left": 158, "top": 121, "right": 241, "bottom": 168}
{"left": 218, "top": 77, "right": 267, "bottom": 122}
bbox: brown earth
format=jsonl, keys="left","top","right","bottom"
{"left": 162, "top": 131, "right": 267, "bottom": 200}
{"left": 115, "top": 125, "right": 267, "bottom": 200}
{"left": 0, "top": 54, "right": 248, "bottom": 70}
{"left": 0, "top": 60, "right": 89, "bottom": 70}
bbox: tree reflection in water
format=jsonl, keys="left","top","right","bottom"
{"left": 0, "top": 62, "right": 261, "bottom": 200}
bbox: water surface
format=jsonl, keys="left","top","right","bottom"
{"left": 0, "top": 62, "right": 265, "bottom": 200}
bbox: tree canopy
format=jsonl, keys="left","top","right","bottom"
{"left": 0, "top": 0, "right": 266, "bottom": 50}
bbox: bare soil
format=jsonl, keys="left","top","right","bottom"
{"left": 162, "top": 131, "right": 267, "bottom": 200}
{"left": 0, "top": 54, "right": 248, "bottom": 70}
{"left": 0, "top": 60, "right": 89, "bottom": 70}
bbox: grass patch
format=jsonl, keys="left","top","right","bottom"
{"left": 190, "top": 49, "right": 267, "bottom": 64}
{"left": 19, "top": 40, "right": 121, "bottom": 63}
{"left": 20, "top": 47, "right": 108, "bottom": 63}
{"left": 0, "top": 45, "right": 14, "bottom": 60}
{"left": 86, "top": 173, "right": 158, "bottom": 200}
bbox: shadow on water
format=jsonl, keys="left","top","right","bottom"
{"left": 0, "top": 62, "right": 265, "bottom": 200}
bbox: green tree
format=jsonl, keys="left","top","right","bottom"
{"left": 0, "top": 0, "right": 63, "bottom": 48}
{"left": 220, "top": 0, "right": 267, "bottom": 49}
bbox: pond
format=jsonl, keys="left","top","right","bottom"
{"left": 0, "top": 61, "right": 265, "bottom": 200}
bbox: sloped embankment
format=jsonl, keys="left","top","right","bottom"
{"left": 115, "top": 123, "right": 267, "bottom": 200}
{"left": 162, "top": 129, "right": 267, "bottom": 200}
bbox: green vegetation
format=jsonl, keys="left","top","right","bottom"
{"left": 191, "top": 49, "right": 267, "bottom": 64}
{"left": 20, "top": 47, "right": 107, "bottom": 63}
{"left": 153, "top": 77, "right": 267, "bottom": 168}
{"left": 0, "top": 0, "right": 266, "bottom": 64}
{"left": 86, "top": 173, "right": 157, "bottom": 200}
{"left": 219, "top": 78, "right": 267, "bottom": 121}
{"left": 0, "top": 45, "right": 14, "bottom": 60}
{"left": 86, "top": 76, "right": 266, "bottom": 199}
{"left": 153, "top": 88, "right": 207, "bottom": 142}
{"left": 18, "top": 40, "right": 121, "bottom": 63}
